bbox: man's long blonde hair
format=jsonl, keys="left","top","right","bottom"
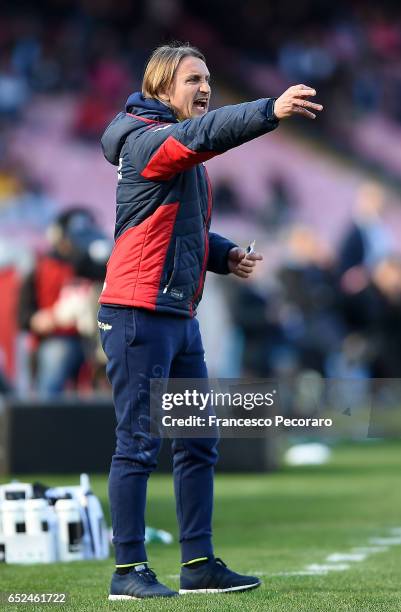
{"left": 142, "top": 43, "right": 205, "bottom": 101}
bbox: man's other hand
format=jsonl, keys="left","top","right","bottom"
{"left": 228, "top": 247, "right": 263, "bottom": 279}
{"left": 274, "top": 84, "right": 323, "bottom": 120}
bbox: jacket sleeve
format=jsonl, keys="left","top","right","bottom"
{"left": 207, "top": 232, "right": 237, "bottom": 275}
{"left": 130, "top": 98, "right": 278, "bottom": 181}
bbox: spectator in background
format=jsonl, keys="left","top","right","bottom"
{"left": 341, "top": 256, "right": 401, "bottom": 378}
{"left": 335, "top": 182, "right": 397, "bottom": 378}
{"left": 18, "top": 207, "right": 110, "bottom": 396}
{"left": 278, "top": 225, "right": 343, "bottom": 375}
{"left": 338, "top": 181, "right": 393, "bottom": 283}
{"left": 73, "top": 44, "right": 131, "bottom": 141}
{"left": 0, "top": 49, "right": 29, "bottom": 122}
{"left": 212, "top": 178, "right": 242, "bottom": 215}
{"left": 258, "top": 174, "right": 294, "bottom": 230}
{"left": 228, "top": 276, "right": 284, "bottom": 377}
{"left": 0, "top": 368, "right": 12, "bottom": 394}
{"left": 0, "top": 155, "right": 55, "bottom": 236}
{"left": 73, "top": 85, "right": 115, "bottom": 142}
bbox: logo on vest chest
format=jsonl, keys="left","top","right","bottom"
{"left": 169, "top": 288, "right": 184, "bottom": 300}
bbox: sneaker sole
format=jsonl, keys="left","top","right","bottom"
{"left": 109, "top": 595, "right": 140, "bottom": 600}
{"left": 108, "top": 594, "right": 178, "bottom": 600}
{"left": 179, "top": 582, "right": 261, "bottom": 594}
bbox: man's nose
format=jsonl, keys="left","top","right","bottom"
{"left": 199, "top": 81, "right": 210, "bottom": 94}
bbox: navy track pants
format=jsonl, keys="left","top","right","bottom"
{"left": 98, "top": 305, "right": 219, "bottom": 564}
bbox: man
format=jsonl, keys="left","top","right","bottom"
{"left": 98, "top": 42, "right": 322, "bottom": 600}
{"left": 18, "top": 207, "right": 109, "bottom": 396}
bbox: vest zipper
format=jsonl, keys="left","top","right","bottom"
{"left": 163, "top": 237, "right": 181, "bottom": 294}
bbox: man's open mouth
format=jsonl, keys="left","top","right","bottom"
{"left": 194, "top": 99, "right": 208, "bottom": 111}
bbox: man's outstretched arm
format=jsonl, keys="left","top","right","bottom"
{"left": 134, "top": 85, "right": 322, "bottom": 181}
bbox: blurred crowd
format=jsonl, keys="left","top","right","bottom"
{"left": 226, "top": 181, "right": 400, "bottom": 383}
{"left": 1, "top": 0, "right": 401, "bottom": 138}
{"left": 0, "top": 206, "right": 112, "bottom": 396}
{"left": 196, "top": 1, "right": 401, "bottom": 140}
{"left": 1, "top": 1, "right": 401, "bottom": 398}
{"left": 0, "top": 179, "right": 400, "bottom": 398}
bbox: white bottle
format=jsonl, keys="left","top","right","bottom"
{"left": 2, "top": 499, "right": 26, "bottom": 537}
{"left": 85, "top": 494, "right": 109, "bottom": 559}
{"left": 25, "top": 499, "right": 57, "bottom": 563}
{"left": 25, "top": 499, "right": 48, "bottom": 535}
{"left": 2, "top": 499, "right": 27, "bottom": 563}
{"left": 0, "top": 482, "right": 33, "bottom": 503}
{"left": 55, "top": 498, "right": 84, "bottom": 562}
{"left": 79, "top": 474, "right": 109, "bottom": 560}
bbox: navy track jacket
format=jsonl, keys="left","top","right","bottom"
{"left": 99, "top": 92, "right": 279, "bottom": 317}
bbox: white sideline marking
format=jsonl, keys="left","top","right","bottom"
{"left": 306, "top": 563, "right": 350, "bottom": 572}
{"left": 274, "top": 528, "right": 401, "bottom": 579}
{"left": 326, "top": 553, "right": 367, "bottom": 562}
{"left": 167, "top": 574, "right": 180, "bottom": 579}
{"left": 274, "top": 570, "right": 328, "bottom": 576}
{"left": 389, "top": 527, "right": 401, "bottom": 535}
{"left": 369, "top": 537, "right": 401, "bottom": 545}
{"left": 351, "top": 546, "right": 388, "bottom": 554}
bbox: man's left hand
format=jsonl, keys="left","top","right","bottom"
{"left": 227, "top": 247, "right": 263, "bottom": 278}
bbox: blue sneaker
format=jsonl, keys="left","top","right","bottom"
{"left": 109, "top": 564, "right": 178, "bottom": 600}
{"left": 180, "top": 557, "right": 261, "bottom": 594}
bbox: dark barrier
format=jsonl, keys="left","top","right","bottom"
{"left": 0, "top": 398, "right": 278, "bottom": 475}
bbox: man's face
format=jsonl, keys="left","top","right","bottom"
{"left": 165, "top": 55, "right": 211, "bottom": 121}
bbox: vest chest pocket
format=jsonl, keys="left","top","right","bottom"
{"left": 163, "top": 237, "right": 181, "bottom": 294}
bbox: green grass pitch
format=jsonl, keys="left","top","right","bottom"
{"left": 1, "top": 440, "right": 401, "bottom": 611}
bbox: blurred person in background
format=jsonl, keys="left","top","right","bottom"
{"left": 0, "top": 239, "right": 32, "bottom": 398}
{"left": 278, "top": 225, "right": 344, "bottom": 376}
{"left": 18, "top": 207, "right": 110, "bottom": 396}
{"left": 227, "top": 268, "right": 287, "bottom": 378}
{"left": 0, "top": 367, "right": 12, "bottom": 394}
{"left": 338, "top": 181, "right": 393, "bottom": 284}
{"left": 340, "top": 256, "right": 401, "bottom": 378}
{"left": 211, "top": 177, "right": 242, "bottom": 215}
{"left": 336, "top": 181, "right": 398, "bottom": 379}
{"left": 0, "top": 153, "right": 55, "bottom": 236}
{"left": 98, "top": 41, "right": 322, "bottom": 600}
{"left": 257, "top": 174, "right": 295, "bottom": 231}
{"left": 0, "top": 49, "right": 29, "bottom": 122}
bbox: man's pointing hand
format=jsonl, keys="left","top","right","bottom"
{"left": 274, "top": 84, "right": 323, "bottom": 120}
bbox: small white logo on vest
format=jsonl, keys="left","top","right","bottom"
{"left": 170, "top": 288, "right": 184, "bottom": 300}
{"left": 98, "top": 321, "right": 112, "bottom": 331}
